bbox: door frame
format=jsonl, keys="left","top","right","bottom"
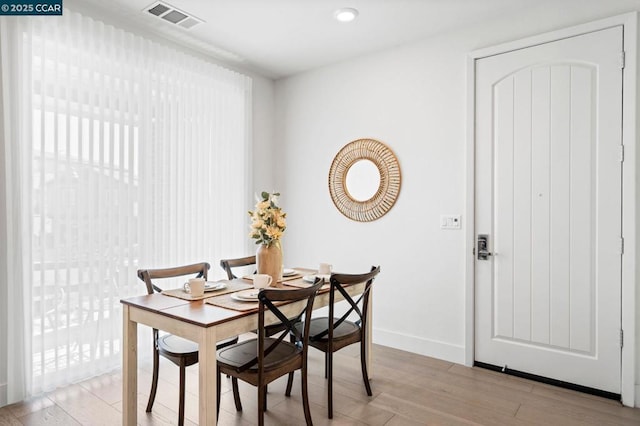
{"left": 465, "top": 12, "right": 638, "bottom": 407}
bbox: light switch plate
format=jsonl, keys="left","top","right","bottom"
{"left": 440, "top": 214, "right": 461, "bottom": 230}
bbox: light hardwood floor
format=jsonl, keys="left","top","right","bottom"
{"left": 1, "top": 341, "right": 639, "bottom": 425}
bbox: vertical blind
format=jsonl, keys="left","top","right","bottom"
{"left": 2, "top": 9, "right": 252, "bottom": 397}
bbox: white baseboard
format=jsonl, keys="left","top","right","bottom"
{"left": 0, "top": 382, "right": 7, "bottom": 408}
{"left": 373, "top": 328, "right": 465, "bottom": 364}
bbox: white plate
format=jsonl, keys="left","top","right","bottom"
{"left": 204, "top": 281, "right": 227, "bottom": 292}
{"left": 282, "top": 268, "right": 297, "bottom": 276}
{"left": 230, "top": 289, "right": 260, "bottom": 301}
{"left": 303, "top": 274, "right": 330, "bottom": 283}
{"left": 282, "top": 268, "right": 299, "bottom": 277}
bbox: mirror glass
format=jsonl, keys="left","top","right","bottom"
{"left": 345, "top": 159, "right": 380, "bottom": 201}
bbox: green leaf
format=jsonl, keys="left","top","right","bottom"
{"left": 261, "top": 191, "right": 269, "bottom": 200}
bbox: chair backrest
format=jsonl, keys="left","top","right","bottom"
{"left": 235, "top": 278, "right": 323, "bottom": 374}
{"left": 315, "top": 265, "right": 380, "bottom": 342}
{"left": 219, "top": 255, "right": 256, "bottom": 280}
{"left": 137, "top": 262, "right": 210, "bottom": 295}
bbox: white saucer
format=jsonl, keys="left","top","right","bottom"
{"left": 282, "top": 268, "right": 297, "bottom": 276}
{"left": 204, "top": 281, "right": 227, "bottom": 292}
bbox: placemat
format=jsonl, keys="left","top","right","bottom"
{"left": 283, "top": 269, "right": 330, "bottom": 290}
{"left": 284, "top": 279, "right": 330, "bottom": 290}
{"left": 205, "top": 293, "right": 260, "bottom": 311}
{"left": 206, "top": 280, "right": 334, "bottom": 312}
{"left": 242, "top": 268, "right": 315, "bottom": 283}
{"left": 206, "top": 284, "right": 302, "bottom": 312}
{"left": 162, "top": 280, "right": 253, "bottom": 301}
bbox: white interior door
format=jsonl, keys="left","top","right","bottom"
{"left": 474, "top": 26, "right": 623, "bottom": 394}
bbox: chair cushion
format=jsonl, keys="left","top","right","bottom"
{"left": 157, "top": 334, "right": 237, "bottom": 356}
{"left": 157, "top": 333, "right": 198, "bottom": 357}
{"left": 217, "top": 338, "right": 300, "bottom": 372}
{"left": 301, "top": 317, "right": 360, "bottom": 342}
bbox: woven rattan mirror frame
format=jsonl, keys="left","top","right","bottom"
{"left": 328, "top": 138, "right": 401, "bottom": 222}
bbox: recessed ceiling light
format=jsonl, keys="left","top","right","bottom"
{"left": 334, "top": 7, "right": 359, "bottom": 23}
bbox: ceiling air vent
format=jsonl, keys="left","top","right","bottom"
{"left": 144, "top": 1, "right": 203, "bottom": 30}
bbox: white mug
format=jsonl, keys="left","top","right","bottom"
{"left": 318, "top": 263, "right": 332, "bottom": 275}
{"left": 253, "top": 274, "right": 273, "bottom": 289}
{"left": 184, "top": 277, "right": 205, "bottom": 297}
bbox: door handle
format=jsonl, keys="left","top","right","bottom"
{"left": 477, "top": 234, "right": 493, "bottom": 260}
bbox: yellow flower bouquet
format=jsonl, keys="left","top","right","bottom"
{"left": 248, "top": 191, "right": 287, "bottom": 247}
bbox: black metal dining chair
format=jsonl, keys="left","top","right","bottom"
{"left": 286, "top": 265, "right": 380, "bottom": 418}
{"left": 216, "top": 278, "right": 323, "bottom": 426}
{"left": 137, "top": 262, "right": 240, "bottom": 426}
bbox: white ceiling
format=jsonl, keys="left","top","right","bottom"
{"left": 81, "top": 0, "right": 561, "bottom": 79}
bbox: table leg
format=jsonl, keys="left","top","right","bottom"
{"left": 122, "top": 305, "right": 137, "bottom": 425}
{"left": 199, "top": 326, "right": 218, "bottom": 425}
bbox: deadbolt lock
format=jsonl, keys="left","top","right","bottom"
{"left": 477, "top": 234, "right": 493, "bottom": 260}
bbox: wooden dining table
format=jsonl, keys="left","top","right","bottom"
{"left": 120, "top": 270, "right": 372, "bottom": 425}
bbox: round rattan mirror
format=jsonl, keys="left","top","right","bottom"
{"left": 328, "top": 138, "right": 401, "bottom": 222}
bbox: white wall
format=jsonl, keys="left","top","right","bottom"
{"left": 251, "top": 77, "right": 277, "bottom": 196}
{"left": 274, "top": 0, "right": 640, "bottom": 404}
